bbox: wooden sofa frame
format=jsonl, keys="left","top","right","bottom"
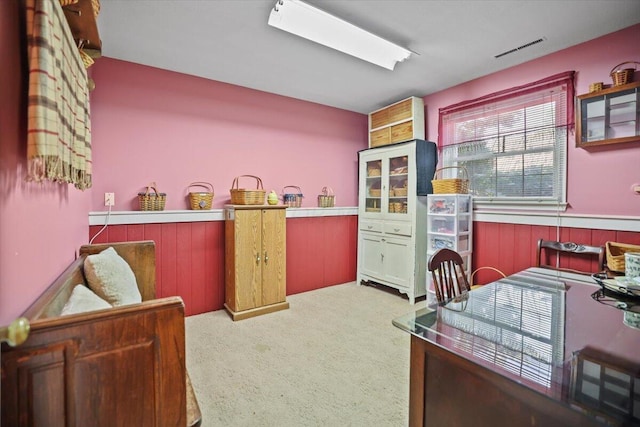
{"left": 1, "top": 240, "right": 201, "bottom": 426}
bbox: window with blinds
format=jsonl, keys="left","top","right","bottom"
{"left": 438, "top": 72, "right": 575, "bottom": 210}
{"left": 440, "top": 278, "right": 565, "bottom": 390}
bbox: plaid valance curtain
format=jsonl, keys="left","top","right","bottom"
{"left": 25, "top": 0, "right": 92, "bottom": 190}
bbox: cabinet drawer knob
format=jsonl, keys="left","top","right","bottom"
{"left": 367, "top": 225, "right": 373, "bottom": 229}
{"left": 394, "top": 228, "right": 400, "bottom": 232}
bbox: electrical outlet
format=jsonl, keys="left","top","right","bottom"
{"left": 104, "top": 192, "right": 115, "bottom": 206}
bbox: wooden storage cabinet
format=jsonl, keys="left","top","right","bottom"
{"left": 368, "top": 97, "right": 425, "bottom": 148}
{"left": 576, "top": 81, "right": 640, "bottom": 147}
{"left": 224, "top": 205, "right": 289, "bottom": 320}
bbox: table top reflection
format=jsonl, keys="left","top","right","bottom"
{"left": 393, "top": 267, "right": 640, "bottom": 425}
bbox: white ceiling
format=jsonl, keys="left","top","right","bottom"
{"left": 98, "top": 0, "right": 640, "bottom": 114}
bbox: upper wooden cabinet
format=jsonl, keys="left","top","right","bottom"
{"left": 576, "top": 81, "right": 640, "bottom": 148}
{"left": 62, "top": 0, "right": 102, "bottom": 58}
{"left": 368, "top": 97, "right": 425, "bottom": 148}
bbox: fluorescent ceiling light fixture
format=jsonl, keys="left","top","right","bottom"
{"left": 268, "top": 0, "right": 411, "bottom": 70}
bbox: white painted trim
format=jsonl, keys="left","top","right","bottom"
{"left": 89, "top": 207, "right": 358, "bottom": 226}
{"left": 88, "top": 207, "right": 638, "bottom": 232}
{"left": 474, "top": 210, "right": 640, "bottom": 232}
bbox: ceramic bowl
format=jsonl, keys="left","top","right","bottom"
{"left": 623, "top": 311, "right": 640, "bottom": 330}
{"left": 625, "top": 252, "right": 640, "bottom": 279}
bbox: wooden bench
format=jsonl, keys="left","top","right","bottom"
{"left": 1, "top": 240, "right": 202, "bottom": 427}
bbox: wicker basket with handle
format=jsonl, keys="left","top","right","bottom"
{"left": 230, "top": 175, "right": 265, "bottom": 205}
{"left": 138, "top": 182, "right": 166, "bottom": 211}
{"left": 282, "top": 186, "right": 303, "bottom": 208}
{"left": 432, "top": 166, "right": 469, "bottom": 194}
{"left": 610, "top": 61, "right": 639, "bottom": 86}
{"left": 188, "top": 182, "right": 214, "bottom": 210}
{"left": 317, "top": 187, "right": 335, "bottom": 207}
{"left": 606, "top": 241, "right": 640, "bottom": 273}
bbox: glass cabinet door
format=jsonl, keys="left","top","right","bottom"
{"left": 577, "top": 81, "right": 640, "bottom": 147}
{"left": 364, "top": 160, "right": 382, "bottom": 213}
{"left": 387, "top": 155, "right": 409, "bottom": 215}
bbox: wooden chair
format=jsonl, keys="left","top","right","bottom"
{"left": 536, "top": 238, "right": 605, "bottom": 275}
{"left": 428, "top": 248, "right": 471, "bottom": 304}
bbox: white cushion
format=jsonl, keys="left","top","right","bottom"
{"left": 61, "top": 285, "right": 111, "bottom": 316}
{"left": 84, "top": 247, "right": 142, "bottom": 306}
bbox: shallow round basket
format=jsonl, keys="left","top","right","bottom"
{"left": 610, "top": 61, "right": 639, "bottom": 86}
{"left": 432, "top": 166, "right": 469, "bottom": 194}
{"left": 606, "top": 241, "right": 640, "bottom": 273}
{"left": 229, "top": 175, "right": 265, "bottom": 205}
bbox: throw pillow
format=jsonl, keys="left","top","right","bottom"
{"left": 84, "top": 247, "right": 142, "bottom": 306}
{"left": 61, "top": 285, "right": 111, "bottom": 316}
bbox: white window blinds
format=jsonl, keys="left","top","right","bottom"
{"left": 438, "top": 72, "right": 575, "bottom": 209}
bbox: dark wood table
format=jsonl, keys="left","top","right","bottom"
{"left": 393, "top": 268, "right": 640, "bottom": 427}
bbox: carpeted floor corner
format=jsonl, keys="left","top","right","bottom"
{"left": 185, "top": 281, "right": 425, "bottom": 427}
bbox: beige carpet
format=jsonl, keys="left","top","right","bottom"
{"left": 185, "top": 282, "right": 425, "bottom": 427}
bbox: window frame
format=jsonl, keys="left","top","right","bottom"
{"left": 437, "top": 71, "right": 575, "bottom": 211}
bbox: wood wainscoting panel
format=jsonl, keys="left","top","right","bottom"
{"left": 89, "top": 215, "right": 356, "bottom": 315}
{"left": 286, "top": 215, "right": 358, "bottom": 295}
{"left": 472, "top": 222, "right": 640, "bottom": 285}
{"left": 89, "top": 222, "right": 225, "bottom": 316}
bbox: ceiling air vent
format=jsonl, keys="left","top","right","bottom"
{"left": 495, "top": 37, "right": 546, "bottom": 59}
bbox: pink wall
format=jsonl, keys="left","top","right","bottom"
{"left": 0, "top": 0, "right": 91, "bottom": 325}
{"left": 423, "top": 24, "right": 640, "bottom": 216}
{"left": 89, "top": 59, "right": 368, "bottom": 210}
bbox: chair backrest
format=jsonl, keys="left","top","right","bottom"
{"left": 536, "top": 238, "right": 605, "bottom": 275}
{"left": 428, "top": 248, "right": 471, "bottom": 304}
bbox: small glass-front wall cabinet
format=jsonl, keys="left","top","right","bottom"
{"left": 576, "top": 81, "right": 640, "bottom": 148}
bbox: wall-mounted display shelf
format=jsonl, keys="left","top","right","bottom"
{"left": 576, "top": 81, "right": 640, "bottom": 148}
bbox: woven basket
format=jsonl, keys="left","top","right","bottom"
{"left": 367, "top": 168, "right": 381, "bottom": 177}
{"left": 606, "top": 241, "right": 640, "bottom": 273}
{"left": 432, "top": 166, "right": 469, "bottom": 194}
{"left": 589, "top": 82, "right": 603, "bottom": 93}
{"left": 188, "top": 182, "right": 214, "bottom": 210}
{"left": 369, "top": 188, "right": 381, "bottom": 197}
{"left": 317, "top": 187, "right": 335, "bottom": 208}
{"left": 610, "top": 61, "right": 639, "bottom": 86}
{"left": 230, "top": 175, "right": 265, "bottom": 205}
{"left": 392, "top": 185, "right": 408, "bottom": 197}
{"left": 283, "top": 186, "right": 303, "bottom": 208}
{"left": 138, "top": 183, "right": 166, "bottom": 211}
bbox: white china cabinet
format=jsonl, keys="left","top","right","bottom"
{"left": 357, "top": 139, "right": 437, "bottom": 304}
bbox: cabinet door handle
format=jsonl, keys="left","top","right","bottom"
{"left": 256, "top": 253, "right": 261, "bottom": 264}
{"left": 264, "top": 251, "right": 269, "bottom": 264}
{"left": 381, "top": 253, "right": 384, "bottom": 262}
